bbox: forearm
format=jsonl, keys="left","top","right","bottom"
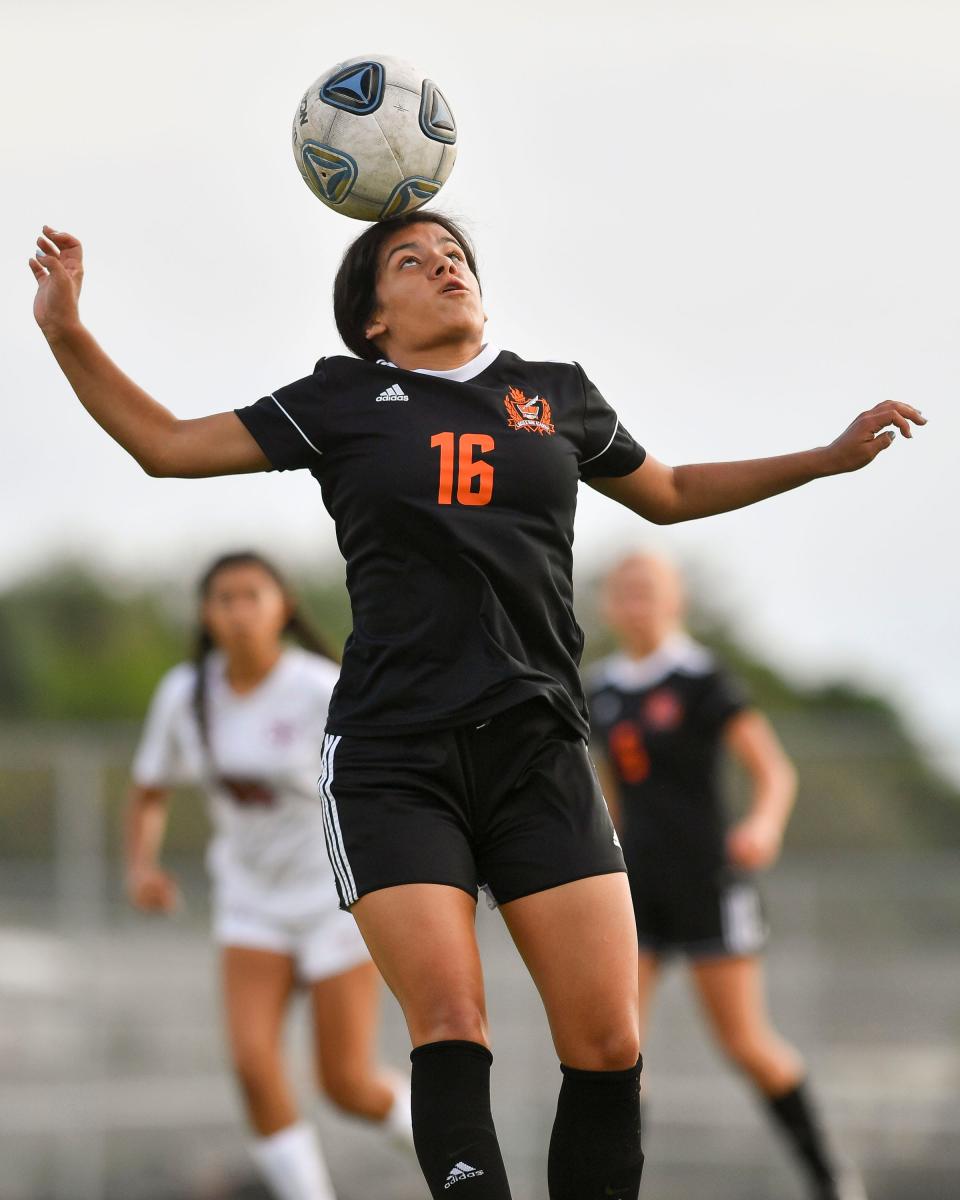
{"left": 44, "top": 322, "right": 177, "bottom": 474}
{"left": 667, "top": 448, "right": 831, "bottom": 523}
{"left": 124, "top": 790, "right": 169, "bottom": 874}
{"left": 746, "top": 762, "right": 797, "bottom": 831}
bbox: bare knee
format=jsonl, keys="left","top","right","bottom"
{"left": 408, "top": 998, "right": 489, "bottom": 1048}
{"left": 717, "top": 1026, "right": 783, "bottom": 1080}
{"left": 559, "top": 1021, "right": 641, "bottom": 1072}
{"left": 231, "top": 1040, "right": 283, "bottom": 1100}
{"left": 320, "top": 1067, "right": 367, "bottom": 1114}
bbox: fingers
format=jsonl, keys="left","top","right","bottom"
{"left": 866, "top": 429, "right": 896, "bottom": 461}
{"left": 33, "top": 250, "right": 65, "bottom": 274}
{"left": 866, "top": 400, "right": 926, "bottom": 435}
{"left": 42, "top": 225, "right": 81, "bottom": 250}
{"left": 28, "top": 256, "right": 46, "bottom": 281}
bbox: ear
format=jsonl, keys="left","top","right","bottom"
{"left": 365, "top": 313, "right": 387, "bottom": 340}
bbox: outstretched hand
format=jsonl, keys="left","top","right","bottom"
{"left": 126, "top": 864, "right": 182, "bottom": 914}
{"left": 825, "top": 400, "right": 926, "bottom": 473}
{"left": 29, "top": 226, "right": 84, "bottom": 339}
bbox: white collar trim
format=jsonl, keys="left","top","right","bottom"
{"left": 378, "top": 343, "right": 500, "bottom": 383}
{"left": 599, "top": 634, "right": 713, "bottom": 691}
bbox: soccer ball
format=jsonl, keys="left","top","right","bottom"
{"left": 292, "top": 55, "right": 457, "bottom": 221}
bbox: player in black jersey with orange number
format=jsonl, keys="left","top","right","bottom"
{"left": 588, "top": 552, "right": 866, "bottom": 1200}
{"left": 30, "top": 212, "right": 920, "bottom": 1200}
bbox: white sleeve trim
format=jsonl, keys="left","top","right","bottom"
{"left": 269, "top": 394, "right": 322, "bottom": 456}
{"left": 579, "top": 416, "right": 620, "bottom": 467}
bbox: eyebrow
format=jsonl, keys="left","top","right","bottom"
{"left": 385, "top": 237, "right": 462, "bottom": 264}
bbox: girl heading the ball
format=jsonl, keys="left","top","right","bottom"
{"left": 31, "top": 212, "right": 922, "bottom": 1200}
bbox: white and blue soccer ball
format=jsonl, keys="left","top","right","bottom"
{"left": 292, "top": 55, "right": 457, "bottom": 221}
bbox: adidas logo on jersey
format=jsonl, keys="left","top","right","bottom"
{"left": 376, "top": 384, "right": 409, "bottom": 402}
{"left": 444, "top": 1161, "right": 485, "bottom": 1188}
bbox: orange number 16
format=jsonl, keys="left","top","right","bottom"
{"left": 430, "top": 432, "right": 495, "bottom": 506}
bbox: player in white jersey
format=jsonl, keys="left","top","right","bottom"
{"left": 125, "top": 552, "right": 413, "bottom": 1200}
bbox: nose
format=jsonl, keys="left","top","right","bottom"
{"left": 431, "top": 254, "right": 456, "bottom": 278}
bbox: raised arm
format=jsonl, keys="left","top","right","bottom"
{"left": 29, "top": 227, "right": 269, "bottom": 478}
{"left": 590, "top": 401, "right": 925, "bottom": 524}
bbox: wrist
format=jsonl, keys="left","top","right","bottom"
{"left": 808, "top": 444, "right": 839, "bottom": 478}
{"left": 41, "top": 317, "right": 85, "bottom": 348}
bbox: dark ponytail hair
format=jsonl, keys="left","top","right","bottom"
{"left": 191, "top": 551, "right": 337, "bottom": 753}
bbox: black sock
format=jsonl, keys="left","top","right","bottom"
{"left": 547, "top": 1057, "right": 644, "bottom": 1199}
{"left": 764, "top": 1078, "right": 837, "bottom": 1190}
{"left": 410, "top": 1040, "right": 512, "bottom": 1199}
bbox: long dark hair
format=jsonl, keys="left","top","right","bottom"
{"left": 191, "top": 551, "right": 337, "bottom": 752}
{"left": 333, "top": 210, "right": 480, "bottom": 361}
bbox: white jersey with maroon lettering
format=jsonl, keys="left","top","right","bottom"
{"left": 133, "top": 647, "right": 346, "bottom": 924}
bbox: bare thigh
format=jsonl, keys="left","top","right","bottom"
{"left": 501, "top": 873, "right": 640, "bottom": 1070}
{"left": 221, "top": 945, "right": 297, "bottom": 1135}
{"left": 351, "top": 883, "right": 489, "bottom": 1049}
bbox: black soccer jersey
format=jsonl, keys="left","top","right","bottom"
{"left": 236, "top": 345, "right": 645, "bottom": 738}
{"left": 587, "top": 636, "right": 749, "bottom": 874}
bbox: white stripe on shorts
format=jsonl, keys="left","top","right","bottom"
{"left": 318, "top": 735, "right": 347, "bottom": 901}
{"left": 318, "top": 734, "right": 358, "bottom": 906}
{"left": 720, "top": 881, "right": 766, "bottom": 956}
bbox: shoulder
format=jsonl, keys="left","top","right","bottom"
{"left": 274, "top": 355, "right": 385, "bottom": 398}
{"left": 586, "top": 638, "right": 717, "bottom": 695}
{"left": 283, "top": 647, "right": 340, "bottom": 693}
{"left": 668, "top": 636, "right": 718, "bottom": 679}
{"left": 498, "top": 351, "right": 585, "bottom": 387}
{"left": 584, "top": 654, "right": 620, "bottom": 695}
{"left": 146, "top": 661, "right": 197, "bottom": 715}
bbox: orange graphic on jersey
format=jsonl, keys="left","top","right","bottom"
{"left": 609, "top": 721, "right": 650, "bottom": 785}
{"left": 504, "top": 386, "right": 555, "bottom": 436}
{"left": 644, "top": 688, "right": 684, "bottom": 732}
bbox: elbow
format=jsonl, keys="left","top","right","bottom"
{"left": 138, "top": 449, "right": 181, "bottom": 478}
{"left": 135, "top": 423, "right": 190, "bottom": 478}
{"left": 130, "top": 444, "right": 168, "bottom": 477}
{"left": 774, "top": 757, "right": 798, "bottom": 805}
{"left": 644, "top": 505, "right": 683, "bottom": 526}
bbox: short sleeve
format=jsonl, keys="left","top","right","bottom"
{"left": 234, "top": 361, "right": 328, "bottom": 472}
{"left": 575, "top": 363, "right": 646, "bottom": 481}
{"left": 696, "top": 668, "right": 750, "bottom": 735}
{"left": 131, "top": 665, "right": 194, "bottom": 788}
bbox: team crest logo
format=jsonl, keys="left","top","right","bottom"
{"left": 643, "top": 688, "right": 684, "bottom": 731}
{"left": 503, "top": 386, "right": 555, "bottom": 436}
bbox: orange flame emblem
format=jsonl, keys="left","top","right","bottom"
{"left": 503, "top": 386, "right": 555, "bottom": 436}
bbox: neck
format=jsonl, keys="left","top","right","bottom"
{"left": 223, "top": 643, "right": 283, "bottom": 694}
{"left": 385, "top": 335, "right": 485, "bottom": 372}
{"left": 622, "top": 628, "right": 677, "bottom": 659}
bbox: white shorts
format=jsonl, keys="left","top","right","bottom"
{"left": 213, "top": 902, "right": 371, "bottom": 983}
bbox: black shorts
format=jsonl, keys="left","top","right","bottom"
{"left": 317, "top": 698, "right": 626, "bottom": 910}
{"left": 625, "top": 855, "right": 768, "bottom": 959}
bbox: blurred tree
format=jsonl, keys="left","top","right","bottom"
{"left": 0, "top": 564, "right": 183, "bottom": 719}
{"left": 0, "top": 562, "right": 957, "bottom": 852}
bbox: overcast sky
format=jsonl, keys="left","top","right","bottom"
{"left": 3, "top": 0, "right": 958, "bottom": 775}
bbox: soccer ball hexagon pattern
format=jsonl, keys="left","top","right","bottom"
{"left": 292, "top": 55, "right": 457, "bottom": 221}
